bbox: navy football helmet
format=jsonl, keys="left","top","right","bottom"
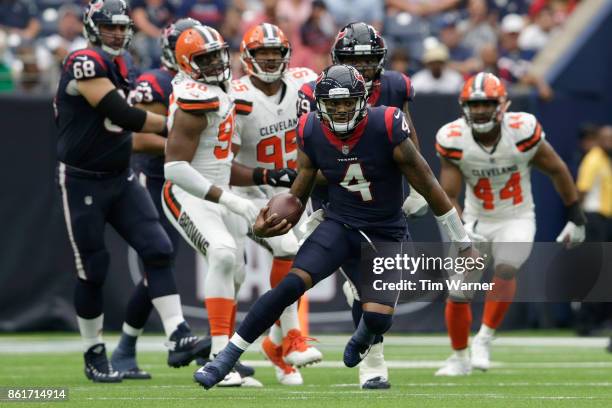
{"left": 331, "top": 22, "right": 387, "bottom": 90}
{"left": 314, "top": 64, "right": 368, "bottom": 135}
{"left": 83, "top": 0, "right": 133, "bottom": 56}
{"left": 160, "top": 18, "right": 202, "bottom": 71}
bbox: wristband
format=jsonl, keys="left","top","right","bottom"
{"left": 567, "top": 201, "right": 587, "bottom": 226}
{"left": 253, "top": 167, "right": 268, "bottom": 185}
{"left": 435, "top": 207, "right": 472, "bottom": 251}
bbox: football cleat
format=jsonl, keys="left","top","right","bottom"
{"left": 359, "top": 341, "right": 389, "bottom": 389}
{"left": 262, "top": 336, "right": 303, "bottom": 385}
{"left": 110, "top": 347, "right": 151, "bottom": 379}
{"left": 471, "top": 334, "right": 493, "bottom": 371}
{"left": 197, "top": 357, "right": 256, "bottom": 379}
{"left": 343, "top": 336, "right": 372, "bottom": 368}
{"left": 361, "top": 376, "right": 391, "bottom": 390}
{"left": 166, "top": 322, "right": 211, "bottom": 368}
{"left": 84, "top": 343, "right": 122, "bottom": 383}
{"left": 193, "top": 343, "right": 242, "bottom": 390}
{"left": 435, "top": 353, "right": 472, "bottom": 376}
{"left": 282, "top": 329, "right": 322, "bottom": 367}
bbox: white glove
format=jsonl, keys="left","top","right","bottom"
{"left": 556, "top": 221, "right": 585, "bottom": 248}
{"left": 219, "top": 191, "right": 258, "bottom": 225}
{"left": 402, "top": 189, "right": 429, "bottom": 217}
{"left": 463, "top": 221, "right": 487, "bottom": 243}
{"left": 297, "top": 209, "right": 325, "bottom": 245}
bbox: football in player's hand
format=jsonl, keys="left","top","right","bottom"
{"left": 267, "top": 193, "right": 304, "bottom": 226}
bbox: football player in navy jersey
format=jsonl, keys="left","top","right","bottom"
{"left": 296, "top": 21, "right": 427, "bottom": 389}
{"left": 110, "top": 18, "right": 206, "bottom": 380}
{"left": 194, "top": 65, "right": 477, "bottom": 390}
{"left": 55, "top": 0, "right": 209, "bottom": 383}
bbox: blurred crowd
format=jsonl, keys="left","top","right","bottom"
{"left": 0, "top": 0, "right": 580, "bottom": 96}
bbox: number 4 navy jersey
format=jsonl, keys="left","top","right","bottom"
{"left": 129, "top": 67, "right": 175, "bottom": 178}
{"left": 54, "top": 47, "right": 138, "bottom": 172}
{"left": 298, "top": 106, "right": 411, "bottom": 236}
{"left": 297, "top": 70, "right": 414, "bottom": 117}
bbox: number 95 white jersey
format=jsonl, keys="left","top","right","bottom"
{"left": 229, "top": 67, "right": 318, "bottom": 197}
{"left": 435, "top": 112, "right": 545, "bottom": 221}
{"left": 167, "top": 73, "right": 235, "bottom": 188}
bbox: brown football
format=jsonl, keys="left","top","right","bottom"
{"left": 267, "top": 193, "right": 304, "bottom": 226}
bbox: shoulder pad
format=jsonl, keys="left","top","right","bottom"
{"left": 435, "top": 119, "right": 467, "bottom": 161}
{"left": 504, "top": 112, "right": 543, "bottom": 153}
{"left": 174, "top": 78, "right": 221, "bottom": 113}
{"left": 63, "top": 49, "right": 109, "bottom": 79}
{"left": 285, "top": 67, "right": 318, "bottom": 87}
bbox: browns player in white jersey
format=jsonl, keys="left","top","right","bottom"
{"left": 162, "top": 25, "right": 262, "bottom": 387}
{"left": 227, "top": 23, "right": 322, "bottom": 385}
{"left": 434, "top": 72, "right": 586, "bottom": 376}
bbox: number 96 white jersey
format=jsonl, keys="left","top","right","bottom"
{"left": 229, "top": 67, "right": 318, "bottom": 198}
{"left": 168, "top": 73, "right": 235, "bottom": 188}
{"left": 435, "top": 112, "right": 545, "bottom": 221}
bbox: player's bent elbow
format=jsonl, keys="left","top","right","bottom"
{"left": 95, "top": 89, "right": 147, "bottom": 132}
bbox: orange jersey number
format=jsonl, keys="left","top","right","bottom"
{"left": 474, "top": 172, "right": 523, "bottom": 210}
{"left": 214, "top": 112, "right": 234, "bottom": 159}
{"left": 256, "top": 129, "right": 297, "bottom": 169}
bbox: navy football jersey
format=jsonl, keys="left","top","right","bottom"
{"left": 298, "top": 106, "right": 410, "bottom": 235}
{"left": 129, "top": 67, "right": 175, "bottom": 178}
{"left": 297, "top": 70, "right": 414, "bottom": 117}
{"left": 54, "top": 47, "right": 139, "bottom": 172}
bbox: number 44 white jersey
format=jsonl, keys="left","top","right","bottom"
{"left": 435, "top": 112, "right": 545, "bottom": 221}
{"left": 167, "top": 74, "right": 235, "bottom": 188}
{"left": 229, "top": 67, "right": 318, "bottom": 196}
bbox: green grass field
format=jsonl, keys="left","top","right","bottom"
{"left": 1, "top": 333, "right": 612, "bottom": 407}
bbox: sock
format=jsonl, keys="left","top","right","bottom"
{"left": 269, "top": 323, "right": 283, "bottom": 346}
{"left": 74, "top": 279, "right": 103, "bottom": 318}
{"left": 445, "top": 301, "right": 472, "bottom": 351}
{"left": 229, "top": 301, "right": 237, "bottom": 335}
{"left": 483, "top": 276, "right": 516, "bottom": 329}
{"left": 212, "top": 335, "right": 229, "bottom": 356}
{"left": 279, "top": 303, "right": 300, "bottom": 336}
{"left": 298, "top": 293, "right": 309, "bottom": 336}
{"left": 115, "top": 323, "right": 141, "bottom": 355}
{"left": 205, "top": 297, "right": 234, "bottom": 337}
{"left": 124, "top": 280, "right": 153, "bottom": 330}
{"left": 351, "top": 299, "right": 363, "bottom": 328}
{"left": 352, "top": 317, "right": 375, "bottom": 345}
{"left": 270, "top": 258, "right": 293, "bottom": 288}
{"left": 77, "top": 315, "right": 103, "bottom": 352}
{"left": 454, "top": 348, "right": 469, "bottom": 359}
{"left": 151, "top": 294, "right": 184, "bottom": 338}
{"left": 230, "top": 333, "right": 252, "bottom": 351}
{"left": 237, "top": 273, "right": 306, "bottom": 343}
{"left": 477, "top": 324, "right": 496, "bottom": 338}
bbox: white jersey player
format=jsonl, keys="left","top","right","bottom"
{"left": 162, "top": 25, "right": 262, "bottom": 387}
{"left": 227, "top": 23, "right": 322, "bottom": 385}
{"left": 435, "top": 72, "right": 586, "bottom": 376}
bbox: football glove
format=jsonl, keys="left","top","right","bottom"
{"left": 402, "top": 189, "right": 428, "bottom": 217}
{"left": 219, "top": 191, "right": 259, "bottom": 225}
{"left": 253, "top": 167, "right": 297, "bottom": 188}
{"left": 555, "top": 221, "right": 585, "bottom": 248}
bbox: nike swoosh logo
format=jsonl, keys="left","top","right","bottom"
{"left": 127, "top": 174, "right": 135, "bottom": 181}
{"left": 75, "top": 56, "right": 89, "bottom": 61}
{"left": 394, "top": 110, "right": 401, "bottom": 119}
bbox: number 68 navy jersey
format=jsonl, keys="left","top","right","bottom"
{"left": 54, "top": 47, "right": 138, "bottom": 172}
{"left": 298, "top": 106, "right": 411, "bottom": 236}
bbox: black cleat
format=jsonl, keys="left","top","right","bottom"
{"left": 166, "top": 322, "right": 212, "bottom": 368}
{"left": 361, "top": 376, "right": 391, "bottom": 390}
{"left": 84, "top": 344, "right": 122, "bottom": 383}
{"left": 343, "top": 337, "right": 372, "bottom": 368}
{"left": 195, "top": 357, "right": 209, "bottom": 366}
{"left": 234, "top": 360, "right": 255, "bottom": 378}
{"left": 111, "top": 347, "right": 152, "bottom": 379}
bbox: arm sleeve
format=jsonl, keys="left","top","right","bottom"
{"left": 164, "top": 161, "right": 213, "bottom": 199}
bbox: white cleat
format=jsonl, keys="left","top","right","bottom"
{"left": 241, "top": 376, "right": 264, "bottom": 387}
{"left": 471, "top": 334, "right": 493, "bottom": 371}
{"left": 282, "top": 329, "right": 323, "bottom": 368}
{"left": 274, "top": 366, "right": 303, "bottom": 386}
{"left": 216, "top": 369, "right": 243, "bottom": 387}
{"left": 435, "top": 353, "right": 472, "bottom": 376}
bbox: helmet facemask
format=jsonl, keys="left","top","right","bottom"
{"left": 243, "top": 46, "right": 291, "bottom": 83}
{"left": 333, "top": 50, "right": 385, "bottom": 92}
{"left": 317, "top": 92, "right": 367, "bottom": 136}
{"left": 462, "top": 99, "right": 509, "bottom": 133}
{"left": 188, "top": 47, "right": 231, "bottom": 84}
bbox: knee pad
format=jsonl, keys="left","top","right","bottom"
{"left": 83, "top": 249, "right": 110, "bottom": 286}
{"left": 362, "top": 311, "right": 393, "bottom": 335}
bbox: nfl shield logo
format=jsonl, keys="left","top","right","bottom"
{"left": 342, "top": 145, "right": 349, "bottom": 155}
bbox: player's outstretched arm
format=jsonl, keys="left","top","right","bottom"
{"left": 165, "top": 108, "right": 259, "bottom": 223}
{"left": 531, "top": 140, "right": 586, "bottom": 247}
{"left": 394, "top": 138, "right": 473, "bottom": 252}
{"left": 132, "top": 101, "right": 167, "bottom": 154}
{"left": 77, "top": 77, "right": 166, "bottom": 135}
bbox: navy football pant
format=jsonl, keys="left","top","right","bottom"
{"left": 57, "top": 163, "right": 177, "bottom": 319}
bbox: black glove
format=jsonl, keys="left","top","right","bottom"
{"left": 253, "top": 167, "right": 297, "bottom": 188}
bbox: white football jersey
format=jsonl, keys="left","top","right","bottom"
{"left": 168, "top": 74, "right": 235, "bottom": 188}
{"left": 435, "top": 112, "right": 545, "bottom": 220}
{"left": 229, "top": 67, "right": 318, "bottom": 197}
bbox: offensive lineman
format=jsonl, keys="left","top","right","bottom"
{"left": 435, "top": 72, "right": 586, "bottom": 376}
{"left": 228, "top": 23, "right": 322, "bottom": 386}
{"left": 55, "top": 0, "right": 209, "bottom": 382}
{"left": 161, "top": 25, "right": 262, "bottom": 387}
